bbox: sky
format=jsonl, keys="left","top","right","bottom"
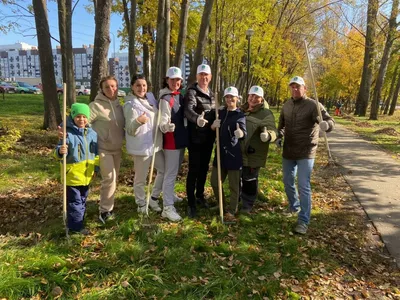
{"left": 0, "top": 0, "right": 124, "bottom": 57}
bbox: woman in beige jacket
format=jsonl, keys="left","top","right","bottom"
{"left": 90, "top": 76, "right": 125, "bottom": 224}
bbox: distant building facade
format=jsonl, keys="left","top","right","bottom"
{"left": 0, "top": 43, "right": 140, "bottom": 87}
{"left": 109, "top": 53, "right": 143, "bottom": 88}
{"left": 0, "top": 42, "right": 191, "bottom": 88}
{"left": 0, "top": 42, "right": 95, "bottom": 86}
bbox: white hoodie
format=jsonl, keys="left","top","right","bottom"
{"left": 123, "top": 94, "right": 163, "bottom": 156}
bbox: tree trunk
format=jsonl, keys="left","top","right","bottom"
{"left": 154, "top": 0, "right": 166, "bottom": 93}
{"left": 90, "top": 0, "right": 112, "bottom": 102}
{"left": 174, "top": 0, "right": 189, "bottom": 67}
{"left": 164, "top": 0, "right": 170, "bottom": 71}
{"left": 384, "top": 61, "right": 399, "bottom": 114}
{"left": 123, "top": 0, "right": 138, "bottom": 78}
{"left": 143, "top": 25, "right": 152, "bottom": 89}
{"left": 32, "top": 0, "right": 61, "bottom": 130}
{"left": 369, "top": 0, "right": 398, "bottom": 120}
{"left": 354, "top": 0, "right": 378, "bottom": 116}
{"left": 389, "top": 73, "right": 400, "bottom": 115}
{"left": 187, "top": 0, "right": 215, "bottom": 85}
{"left": 211, "top": 0, "right": 220, "bottom": 92}
{"left": 57, "top": 0, "right": 76, "bottom": 106}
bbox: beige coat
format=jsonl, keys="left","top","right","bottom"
{"left": 89, "top": 91, "right": 125, "bottom": 152}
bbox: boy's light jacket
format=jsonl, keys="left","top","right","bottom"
{"left": 54, "top": 117, "right": 99, "bottom": 186}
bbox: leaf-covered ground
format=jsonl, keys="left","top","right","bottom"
{"left": 0, "top": 99, "right": 399, "bottom": 299}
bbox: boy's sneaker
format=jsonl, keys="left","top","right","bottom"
{"left": 240, "top": 207, "right": 252, "bottom": 214}
{"left": 282, "top": 209, "right": 300, "bottom": 218}
{"left": 149, "top": 199, "right": 162, "bottom": 212}
{"left": 224, "top": 212, "right": 237, "bottom": 223}
{"left": 196, "top": 197, "right": 209, "bottom": 208}
{"left": 173, "top": 194, "right": 183, "bottom": 203}
{"left": 161, "top": 206, "right": 182, "bottom": 222}
{"left": 187, "top": 205, "right": 197, "bottom": 219}
{"left": 137, "top": 205, "right": 147, "bottom": 214}
{"left": 70, "top": 228, "right": 90, "bottom": 235}
{"left": 99, "top": 211, "right": 114, "bottom": 224}
{"left": 294, "top": 223, "right": 308, "bottom": 235}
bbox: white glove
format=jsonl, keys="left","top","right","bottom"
{"left": 260, "top": 127, "right": 270, "bottom": 142}
{"left": 319, "top": 120, "right": 329, "bottom": 132}
{"left": 211, "top": 119, "right": 221, "bottom": 130}
{"left": 162, "top": 119, "right": 175, "bottom": 133}
{"left": 196, "top": 112, "right": 208, "bottom": 127}
{"left": 234, "top": 123, "right": 244, "bottom": 139}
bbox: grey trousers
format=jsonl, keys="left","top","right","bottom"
{"left": 132, "top": 150, "right": 164, "bottom": 207}
{"left": 211, "top": 166, "right": 241, "bottom": 214}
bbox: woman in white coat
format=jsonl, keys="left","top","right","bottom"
{"left": 158, "top": 67, "right": 189, "bottom": 221}
{"left": 123, "top": 75, "right": 164, "bottom": 213}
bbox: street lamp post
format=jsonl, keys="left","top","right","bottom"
{"left": 245, "top": 28, "right": 254, "bottom": 93}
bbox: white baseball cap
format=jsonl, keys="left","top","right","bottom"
{"left": 223, "top": 86, "right": 239, "bottom": 97}
{"left": 196, "top": 64, "right": 212, "bottom": 75}
{"left": 166, "top": 67, "right": 183, "bottom": 80}
{"left": 248, "top": 85, "right": 264, "bottom": 98}
{"left": 289, "top": 76, "right": 305, "bottom": 86}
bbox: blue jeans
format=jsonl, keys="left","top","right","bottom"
{"left": 282, "top": 158, "right": 314, "bottom": 225}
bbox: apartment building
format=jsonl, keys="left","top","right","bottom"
{"left": 0, "top": 42, "right": 191, "bottom": 88}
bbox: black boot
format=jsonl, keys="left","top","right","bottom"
{"left": 187, "top": 205, "right": 197, "bottom": 218}
{"left": 196, "top": 197, "right": 209, "bottom": 209}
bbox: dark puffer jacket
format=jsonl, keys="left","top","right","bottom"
{"left": 212, "top": 108, "right": 246, "bottom": 170}
{"left": 278, "top": 96, "right": 334, "bottom": 160}
{"left": 184, "top": 83, "right": 216, "bottom": 144}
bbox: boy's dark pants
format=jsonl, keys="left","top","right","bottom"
{"left": 67, "top": 185, "right": 89, "bottom": 231}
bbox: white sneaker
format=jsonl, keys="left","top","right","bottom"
{"left": 161, "top": 206, "right": 182, "bottom": 222}
{"left": 173, "top": 194, "right": 183, "bottom": 203}
{"left": 149, "top": 199, "right": 162, "bottom": 212}
{"left": 137, "top": 205, "right": 147, "bottom": 214}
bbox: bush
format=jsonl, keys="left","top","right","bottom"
{"left": 0, "top": 126, "right": 21, "bottom": 153}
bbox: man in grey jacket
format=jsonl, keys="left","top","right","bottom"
{"left": 277, "top": 76, "right": 334, "bottom": 234}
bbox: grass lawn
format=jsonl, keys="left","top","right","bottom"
{"left": 334, "top": 111, "right": 400, "bottom": 158}
{"left": 0, "top": 94, "right": 399, "bottom": 299}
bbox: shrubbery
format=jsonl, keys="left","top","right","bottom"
{"left": 0, "top": 125, "right": 21, "bottom": 153}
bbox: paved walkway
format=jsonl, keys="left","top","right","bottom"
{"left": 327, "top": 124, "right": 400, "bottom": 268}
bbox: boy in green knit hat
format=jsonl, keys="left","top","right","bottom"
{"left": 54, "top": 103, "right": 99, "bottom": 235}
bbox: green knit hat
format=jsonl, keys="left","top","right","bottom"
{"left": 71, "top": 103, "right": 90, "bottom": 119}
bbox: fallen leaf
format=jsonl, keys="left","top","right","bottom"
{"left": 121, "top": 281, "right": 129, "bottom": 288}
{"left": 51, "top": 286, "right": 63, "bottom": 297}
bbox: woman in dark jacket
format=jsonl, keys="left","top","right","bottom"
{"left": 210, "top": 87, "right": 246, "bottom": 221}
{"left": 184, "top": 64, "right": 216, "bottom": 218}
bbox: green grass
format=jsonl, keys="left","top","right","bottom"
{"left": 334, "top": 112, "right": 400, "bottom": 156}
{"left": 0, "top": 96, "right": 399, "bottom": 299}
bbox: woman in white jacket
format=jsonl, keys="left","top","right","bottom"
{"left": 123, "top": 75, "right": 164, "bottom": 214}
{"left": 158, "top": 67, "right": 189, "bottom": 221}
